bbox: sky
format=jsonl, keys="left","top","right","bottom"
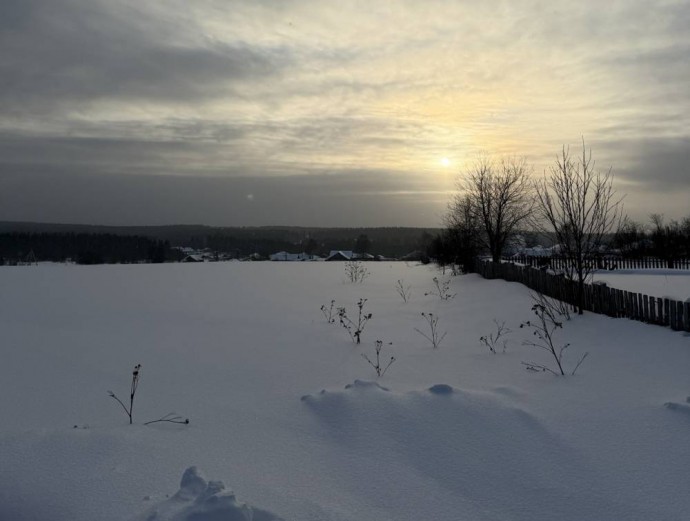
{"left": 0, "top": 0, "right": 689, "bottom": 227}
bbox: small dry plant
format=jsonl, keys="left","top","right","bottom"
{"left": 108, "top": 364, "right": 141, "bottom": 425}
{"left": 531, "top": 291, "right": 572, "bottom": 321}
{"left": 479, "top": 319, "right": 511, "bottom": 354}
{"left": 395, "top": 279, "right": 412, "bottom": 303}
{"left": 108, "top": 364, "right": 189, "bottom": 425}
{"left": 362, "top": 340, "right": 396, "bottom": 377}
{"left": 425, "top": 277, "right": 455, "bottom": 300}
{"left": 415, "top": 312, "right": 447, "bottom": 349}
{"left": 338, "top": 298, "right": 372, "bottom": 344}
{"left": 320, "top": 300, "right": 337, "bottom": 323}
{"left": 345, "top": 260, "right": 369, "bottom": 284}
{"left": 520, "top": 303, "right": 588, "bottom": 376}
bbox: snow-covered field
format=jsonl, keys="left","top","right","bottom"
{"left": 0, "top": 262, "right": 688, "bottom": 521}
{"left": 592, "top": 269, "right": 690, "bottom": 301}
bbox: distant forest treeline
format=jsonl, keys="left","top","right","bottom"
{"left": 0, "top": 232, "right": 171, "bottom": 265}
{"left": 0, "top": 222, "right": 441, "bottom": 264}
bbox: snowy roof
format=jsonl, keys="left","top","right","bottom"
{"left": 325, "top": 250, "right": 353, "bottom": 261}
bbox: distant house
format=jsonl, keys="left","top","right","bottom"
{"left": 269, "top": 251, "right": 321, "bottom": 261}
{"left": 325, "top": 250, "right": 353, "bottom": 261}
{"left": 325, "top": 251, "right": 378, "bottom": 261}
{"left": 182, "top": 254, "right": 204, "bottom": 263}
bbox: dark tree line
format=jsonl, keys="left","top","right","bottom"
{"left": 0, "top": 233, "right": 172, "bottom": 265}
{"left": 613, "top": 215, "right": 690, "bottom": 266}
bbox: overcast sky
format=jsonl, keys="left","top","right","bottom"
{"left": 1, "top": 0, "right": 688, "bottom": 227}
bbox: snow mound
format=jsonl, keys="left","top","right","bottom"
{"left": 664, "top": 397, "right": 690, "bottom": 415}
{"left": 301, "top": 381, "right": 643, "bottom": 520}
{"left": 427, "top": 383, "right": 454, "bottom": 395}
{"left": 131, "top": 467, "right": 283, "bottom": 521}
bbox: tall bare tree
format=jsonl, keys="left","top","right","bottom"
{"left": 453, "top": 156, "right": 534, "bottom": 262}
{"left": 535, "top": 140, "right": 623, "bottom": 314}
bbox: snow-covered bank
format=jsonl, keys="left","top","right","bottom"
{"left": 592, "top": 268, "right": 690, "bottom": 300}
{"left": 0, "top": 263, "right": 688, "bottom": 520}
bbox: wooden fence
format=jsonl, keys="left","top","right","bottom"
{"left": 476, "top": 261, "right": 690, "bottom": 332}
{"left": 504, "top": 255, "right": 690, "bottom": 271}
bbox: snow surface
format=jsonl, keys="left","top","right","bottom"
{"left": 592, "top": 269, "right": 690, "bottom": 300}
{"left": 0, "top": 262, "right": 688, "bottom": 520}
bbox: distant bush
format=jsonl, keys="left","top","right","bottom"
{"left": 344, "top": 260, "right": 369, "bottom": 284}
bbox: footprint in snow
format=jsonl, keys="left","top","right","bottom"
{"left": 663, "top": 396, "right": 690, "bottom": 415}
{"left": 130, "top": 466, "right": 284, "bottom": 521}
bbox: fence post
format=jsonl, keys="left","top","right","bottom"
{"left": 676, "top": 302, "right": 685, "bottom": 332}
{"left": 664, "top": 298, "right": 671, "bottom": 326}
{"left": 671, "top": 301, "right": 678, "bottom": 331}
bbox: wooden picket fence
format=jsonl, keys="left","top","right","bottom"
{"left": 475, "top": 260, "right": 690, "bottom": 333}
{"left": 504, "top": 255, "right": 690, "bottom": 271}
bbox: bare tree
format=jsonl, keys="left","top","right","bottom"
{"left": 438, "top": 193, "right": 482, "bottom": 272}
{"left": 454, "top": 156, "right": 534, "bottom": 262}
{"left": 535, "top": 140, "right": 623, "bottom": 314}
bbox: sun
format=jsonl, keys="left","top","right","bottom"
{"left": 440, "top": 157, "right": 451, "bottom": 167}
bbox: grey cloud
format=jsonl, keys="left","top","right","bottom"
{"left": 603, "top": 137, "right": 690, "bottom": 191}
{"left": 0, "top": 110, "right": 433, "bottom": 178}
{"left": 0, "top": 168, "right": 447, "bottom": 227}
{"left": 0, "top": 0, "right": 289, "bottom": 114}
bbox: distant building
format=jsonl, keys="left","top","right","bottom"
{"left": 324, "top": 251, "right": 377, "bottom": 261}
{"left": 269, "top": 251, "right": 321, "bottom": 261}
{"left": 325, "top": 250, "right": 353, "bottom": 261}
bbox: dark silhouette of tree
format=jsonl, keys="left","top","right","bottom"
{"left": 535, "top": 141, "right": 623, "bottom": 314}
{"left": 453, "top": 155, "right": 533, "bottom": 262}
{"left": 649, "top": 214, "right": 690, "bottom": 267}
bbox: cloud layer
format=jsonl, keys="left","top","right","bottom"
{"left": 1, "top": 0, "right": 688, "bottom": 225}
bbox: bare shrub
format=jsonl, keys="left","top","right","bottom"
{"left": 531, "top": 291, "right": 571, "bottom": 321}
{"left": 108, "top": 364, "right": 189, "bottom": 425}
{"left": 362, "top": 340, "right": 396, "bottom": 377}
{"left": 425, "top": 277, "right": 455, "bottom": 300}
{"left": 320, "top": 300, "right": 337, "bottom": 323}
{"left": 479, "top": 320, "right": 511, "bottom": 354}
{"left": 344, "top": 260, "right": 369, "bottom": 283}
{"left": 108, "top": 364, "right": 141, "bottom": 425}
{"left": 338, "top": 298, "right": 372, "bottom": 344}
{"left": 520, "top": 303, "right": 588, "bottom": 376}
{"left": 395, "top": 279, "right": 412, "bottom": 303}
{"left": 414, "top": 312, "right": 447, "bottom": 349}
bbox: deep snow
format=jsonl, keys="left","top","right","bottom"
{"left": 592, "top": 268, "right": 690, "bottom": 300}
{"left": 0, "top": 262, "right": 688, "bottom": 520}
